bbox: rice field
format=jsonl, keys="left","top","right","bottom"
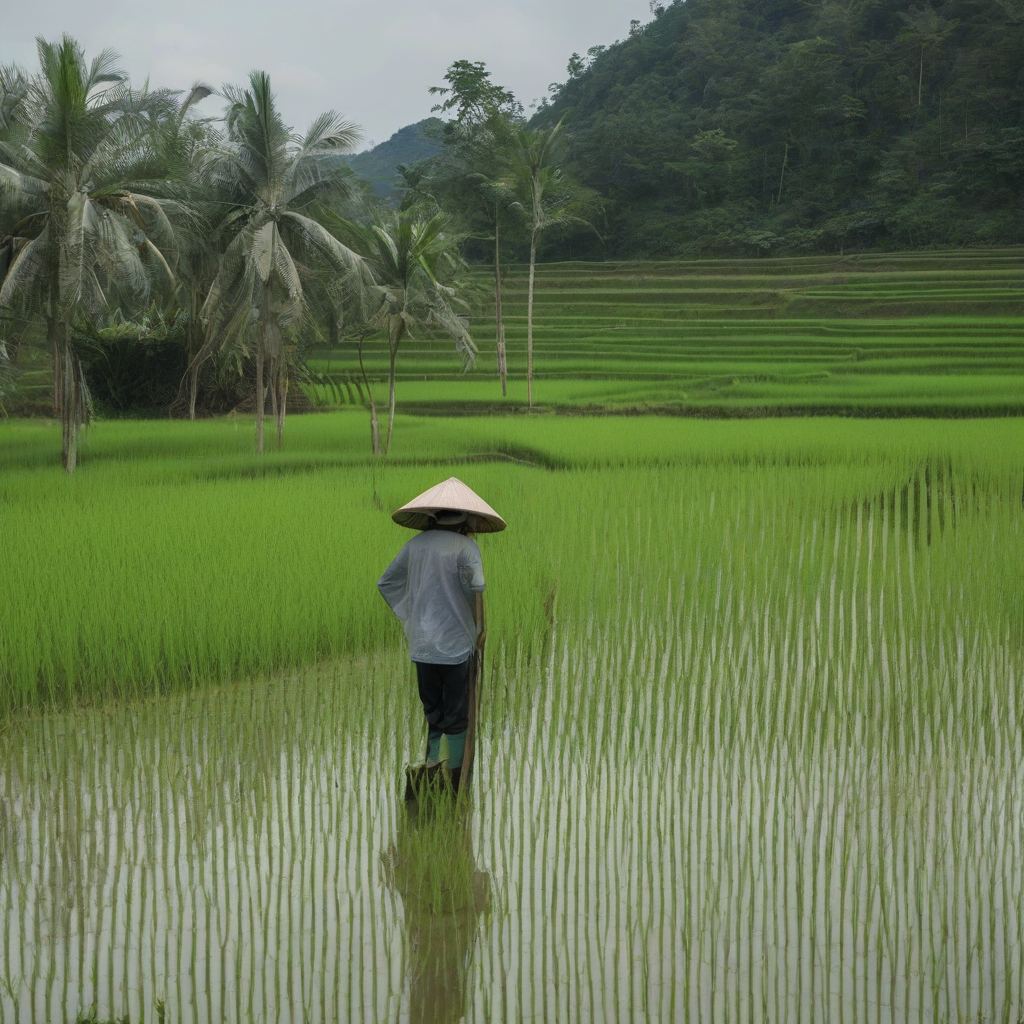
{"left": 1, "top": 413, "right": 1023, "bottom": 1022}
{"left": 308, "top": 249, "right": 1024, "bottom": 415}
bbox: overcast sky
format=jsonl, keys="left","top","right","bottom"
{"left": 4, "top": 0, "right": 653, "bottom": 150}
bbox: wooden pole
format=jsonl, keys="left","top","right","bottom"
{"left": 460, "top": 591, "right": 486, "bottom": 794}
{"left": 459, "top": 645, "right": 483, "bottom": 795}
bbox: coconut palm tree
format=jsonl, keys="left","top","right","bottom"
{"left": 192, "top": 71, "right": 371, "bottom": 452}
{"left": 502, "top": 120, "right": 597, "bottom": 409}
{"left": 0, "top": 36, "right": 192, "bottom": 471}
{"left": 146, "top": 82, "right": 218, "bottom": 413}
{"left": 357, "top": 208, "right": 476, "bottom": 455}
{"left": 0, "top": 66, "right": 28, "bottom": 399}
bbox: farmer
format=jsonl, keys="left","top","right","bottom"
{"left": 378, "top": 477, "right": 506, "bottom": 791}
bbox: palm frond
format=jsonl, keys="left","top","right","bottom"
{"left": 85, "top": 45, "right": 127, "bottom": 92}
{"left": 296, "top": 111, "right": 361, "bottom": 156}
{"left": 180, "top": 82, "right": 215, "bottom": 118}
{"left": 287, "top": 159, "right": 358, "bottom": 211}
{"left": 427, "top": 302, "right": 477, "bottom": 369}
{"left": 141, "top": 238, "right": 176, "bottom": 290}
{"left": 281, "top": 212, "right": 372, "bottom": 283}
{"left": 0, "top": 162, "right": 47, "bottom": 205}
{"left": 0, "top": 226, "right": 49, "bottom": 307}
{"left": 271, "top": 241, "right": 303, "bottom": 325}
{"left": 93, "top": 206, "right": 150, "bottom": 304}
{"left": 59, "top": 189, "right": 97, "bottom": 312}
{"left": 249, "top": 220, "right": 276, "bottom": 284}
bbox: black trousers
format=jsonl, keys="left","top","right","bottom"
{"left": 415, "top": 657, "right": 472, "bottom": 736}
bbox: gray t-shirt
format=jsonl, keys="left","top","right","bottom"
{"left": 377, "top": 529, "right": 486, "bottom": 665}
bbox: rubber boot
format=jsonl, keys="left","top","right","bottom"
{"left": 425, "top": 726, "right": 443, "bottom": 766}
{"left": 444, "top": 731, "right": 467, "bottom": 797}
{"left": 444, "top": 731, "right": 467, "bottom": 770}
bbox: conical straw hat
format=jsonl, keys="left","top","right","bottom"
{"left": 392, "top": 476, "right": 507, "bottom": 533}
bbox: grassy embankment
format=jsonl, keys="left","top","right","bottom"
{"left": 308, "top": 249, "right": 1024, "bottom": 416}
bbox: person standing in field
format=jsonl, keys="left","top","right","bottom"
{"left": 378, "top": 477, "right": 506, "bottom": 793}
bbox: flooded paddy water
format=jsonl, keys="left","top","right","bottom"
{"left": 2, "top": 430, "right": 1023, "bottom": 1023}
{"left": 3, "top": 615, "right": 1023, "bottom": 1020}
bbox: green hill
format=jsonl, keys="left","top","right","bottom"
{"left": 344, "top": 118, "right": 443, "bottom": 199}
{"left": 534, "top": 0, "right": 1024, "bottom": 258}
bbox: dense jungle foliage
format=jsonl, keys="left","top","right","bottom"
{"left": 533, "top": 0, "right": 1024, "bottom": 258}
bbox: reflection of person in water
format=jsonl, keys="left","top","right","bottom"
{"left": 386, "top": 800, "right": 490, "bottom": 1024}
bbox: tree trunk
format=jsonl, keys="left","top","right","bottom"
{"left": 494, "top": 211, "right": 507, "bottom": 397}
{"left": 188, "top": 363, "right": 199, "bottom": 421}
{"left": 269, "top": 353, "right": 279, "bottom": 434}
{"left": 277, "top": 361, "right": 287, "bottom": 451}
{"left": 918, "top": 44, "right": 924, "bottom": 107}
{"left": 186, "top": 316, "right": 199, "bottom": 421}
{"left": 51, "top": 328, "right": 64, "bottom": 418}
{"left": 357, "top": 333, "right": 381, "bottom": 456}
{"left": 59, "top": 338, "right": 76, "bottom": 473}
{"left": 47, "top": 268, "right": 87, "bottom": 473}
{"left": 384, "top": 328, "right": 400, "bottom": 456}
{"left": 527, "top": 230, "right": 537, "bottom": 410}
{"left": 776, "top": 140, "right": 789, "bottom": 206}
{"left": 255, "top": 343, "right": 265, "bottom": 455}
{"left": 49, "top": 281, "right": 78, "bottom": 472}
{"left": 57, "top": 326, "right": 88, "bottom": 474}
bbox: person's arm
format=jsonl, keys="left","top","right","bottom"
{"left": 459, "top": 542, "right": 486, "bottom": 648}
{"left": 377, "top": 545, "right": 409, "bottom": 615}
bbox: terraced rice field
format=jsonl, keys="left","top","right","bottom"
{"left": 1, "top": 414, "right": 1022, "bottom": 1023}
{"left": 311, "top": 249, "right": 1024, "bottom": 415}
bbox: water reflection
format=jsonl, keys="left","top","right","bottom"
{"left": 2, "top": 628, "right": 1022, "bottom": 1023}
{"left": 386, "top": 789, "right": 489, "bottom": 1024}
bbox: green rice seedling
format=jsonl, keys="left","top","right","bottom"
{"left": 0, "top": 411, "right": 1015, "bottom": 711}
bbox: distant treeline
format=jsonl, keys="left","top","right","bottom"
{"left": 532, "top": 0, "right": 1024, "bottom": 258}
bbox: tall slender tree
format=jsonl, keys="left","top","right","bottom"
{"left": 428, "top": 61, "right": 523, "bottom": 395}
{"left": 898, "top": 6, "right": 958, "bottom": 108}
{"left": 192, "top": 71, "right": 371, "bottom": 452}
{"left": 0, "top": 36, "right": 191, "bottom": 471}
{"left": 356, "top": 207, "right": 476, "bottom": 455}
{"left": 502, "top": 120, "right": 597, "bottom": 409}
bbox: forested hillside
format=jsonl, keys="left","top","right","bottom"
{"left": 343, "top": 118, "right": 442, "bottom": 198}
{"left": 534, "top": 0, "right": 1024, "bottom": 257}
